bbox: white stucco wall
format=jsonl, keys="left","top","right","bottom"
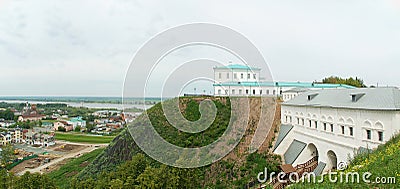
{"left": 214, "top": 86, "right": 278, "bottom": 96}
{"left": 214, "top": 68, "right": 261, "bottom": 83}
{"left": 275, "top": 104, "right": 400, "bottom": 172}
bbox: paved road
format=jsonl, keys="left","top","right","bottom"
{"left": 17, "top": 141, "right": 108, "bottom": 175}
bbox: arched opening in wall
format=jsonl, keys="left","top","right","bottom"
{"left": 327, "top": 150, "right": 337, "bottom": 171}
{"left": 307, "top": 143, "right": 318, "bottom": 160}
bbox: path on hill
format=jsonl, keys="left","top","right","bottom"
{"left": 17, "top": 141, "right": 108, "bottom": 176}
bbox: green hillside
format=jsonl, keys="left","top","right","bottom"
{"left": 291, "top": 134, "right": 400, "bottom": 188}
{"left": 70, "top": 96, "right": 281, "bottom": 188}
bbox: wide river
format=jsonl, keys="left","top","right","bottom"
{"left": 0, "top": 100, "right": 153, "bottom": 110}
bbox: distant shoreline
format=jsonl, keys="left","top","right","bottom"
{"left": 0, "top": 96, "right": 163, "bottom": 104}
{"left": 0, "top": 99, "right": 156, "bottom": 110}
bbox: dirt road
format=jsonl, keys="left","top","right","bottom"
{"left": 17, "top": 141, "right": 108, "bottom": 175}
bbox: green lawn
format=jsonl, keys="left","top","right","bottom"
{"left": 42, "top": 120, "right": 59, "bottom": 123}
{"left": 55, "top": 132, "right": 115, "bottom": 144}
{"left": 47, "top": 148, "right": 104, "bottom": 188}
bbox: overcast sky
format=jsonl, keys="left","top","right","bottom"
{"left": 0, "top": 0, "right": 399, "bottom": 97}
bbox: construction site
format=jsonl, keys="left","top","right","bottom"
{"left": 10, "top": 142, "right": 106, "bottom": 175}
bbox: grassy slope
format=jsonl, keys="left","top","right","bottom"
{"left": 76, "top": 97, "right": 281, "bottom": 188}
{"left": 55, "top": 133, "right": 115, "bottom": 144}
{"left": 291, "top": 134, "right": 400, "bottom": 189}
{"left": 47, "top": 148, "right": 104, "bottom": 188}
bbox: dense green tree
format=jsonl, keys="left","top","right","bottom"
{"left": 0, "top": 144, "right": 15, "bottom": 166}
{"left": 0, "top": 109, "right": 14, "bottom": 120}
{"left": 58, "top": 127, "right": 66, "bottom": 132}
{"left": 0, "top": 169, "right": 16, "bottom": 188}
{"left": 14, "top": 172, "right": 56, "bottom": 189}
{"left": 322, "top": 76, "right": 366, "bottom": 88}
{"left": 74, "top": 126, "right": 82, "bottom": 132}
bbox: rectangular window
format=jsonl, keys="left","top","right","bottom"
{"left": 241, "top": 73, "right": 244, "bottom": 79}
{"left": 330, "top": 124, "right": 334, "bottom": 132}
{"left": 315, "top": 121, "right": 318, "bottom": 129}
{"left": 218, "top": 89, "right": 221, "bottom": 95}
{"left": 260, "top": 90, "right": 262, "bottom": 95}
{"left": 218, "top": 73, "right": 221, "bottom": 79}
{"left": 239, "top": 89, "right": 242, "bottom": 95}
{"left": 302, "top": 119, "right": 305, "bottom": 126}
{"left": 323, "top": 123, "right": 327, "bottom": 131}
{"left": 309, "top": 120, "right": 312, "bottom": 127}
{"left": 232, "top": 89, "right": 235, "bottom": 95}
{"left": 349, "top": 127, "right": 353, "bottom": 136}
{"left": 378, "top": 131, "right": 383, "bottom": 141}
{"left": 297, "top": 118, "right": 300, "bottom": 124}
{"left": 246, "top": 89, "right": 249, "bottom": 94}
{"left": 225, "top": 90, "right": 228, "bottom": 95}
{"left": 341, "top": 126, "right": 345, "bottom": 135}
{"left": 253, "top": 74, "right": 256, "bottom": 79}
{"left": 234, "top": 73, "right": 237, "bottom": 79}
{"left": 366, "top": 130, "right": 371, "bottom": 140}
{"left": 227, "top": 73, "right": 229, "bottom": 79}
{"left": 267, "top": 90, "right": 270, "bottom": 95}
{"left": 247, "top": 73, "right": 251, "bottom": 79}
{"left": 273, "top": 90, "right": 276, "bottom": 95}
{"left": 252, "top": 89, "right": 256, "bottom": 95}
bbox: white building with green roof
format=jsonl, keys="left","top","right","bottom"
{"left": 213, "top": 64, "right": 355, "bottom": 100}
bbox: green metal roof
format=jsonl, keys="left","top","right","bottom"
{"left": 284, "top": 139, "right": 307, "bottom": 164}
{"left": 70, "top": 116, "right": 85, "bottom": 122}
{"left": 213, "top": 81, "right": 356, "bottom": 89}
{"left": 214, "top": 64, "right": 261, "bottom": 70}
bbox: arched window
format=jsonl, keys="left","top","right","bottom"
{"left": 375, "top": 121, "right": 384, "bottom": 129}
{"left": 346, "top": 118, "right": 355, "bottom": 125}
